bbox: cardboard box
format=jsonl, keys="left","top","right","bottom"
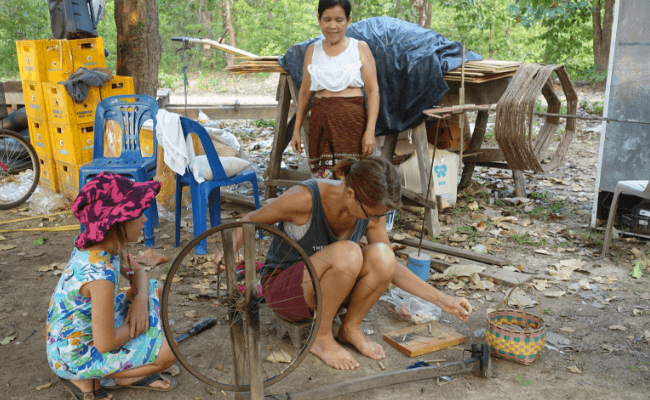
{"left": 398, "top": 147, "right": 459, "bottom": 209}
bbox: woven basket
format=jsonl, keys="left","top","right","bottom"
{"left": 486, "top": 284, "right": 545, "bottom": 365}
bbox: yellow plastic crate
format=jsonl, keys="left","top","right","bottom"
{"left": 38, "top": 156, "right": 59, "bottom": 193}
{"left": 100, "top": 76, "right": 135, "bottom": 99}
{"left": 50, "top": 121, "right": 95, "bottom": 165}
{"left": 140, "top": 127, "right": 155, "bottom": 157}
{"left": 21, "top": 81, "right": 47, "bottom": 121}
{"left": 43, "top": 83, "right": 100, "bottom": 125}
{"left": 16, "top": 40, "right": 49, "bottom": 82}
{"left": 70, "top": 37, "right": 106, "bottom": 70}
{"left": 28, "top": 118, "right": 53, "bottom": 159}
{"left": 56, "top": 160, "right": 83, "bottom": 200}
{"left": 42, "top": 40, "right": 75, "bottom": 83}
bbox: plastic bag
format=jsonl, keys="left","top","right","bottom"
{"left": 380, "top": 287, "right": 441, "bottom": 324}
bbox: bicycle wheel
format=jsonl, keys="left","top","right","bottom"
{"left": 161, "top": 221, "right": 322, "bottom": 394}
{"left": 0, "top": 129, "right": 39, "bottom": 210}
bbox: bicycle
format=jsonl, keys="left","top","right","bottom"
{"left": 0, "top": 81, "right": 40, "bottom": 210}
{"left": 0, "top": 128, "right": 40, "bottom": 209}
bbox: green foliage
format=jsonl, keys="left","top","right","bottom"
{"left": 0, "top": 1, "right": 50, "bottom": 78}
{"left": 253, "top": 119, "right": 275, "bottom": 128}
{"left": 0, "top": 0, "right": 610, "bottom": 86}
{"left": 234, "top": 0, "right": 320, "bottom": 56}
{"left": 508, "top": 0, "right": 603, "bottom": 80}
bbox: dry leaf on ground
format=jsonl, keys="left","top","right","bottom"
{"left": 547, "top": 258, "right": 584, "bottom": 280}
{"left": 544, "top": 291, "right": 566, "bottom": 298}
{"left": 134, "top": 249, "right": 169, "bottom": 267}
{"left": 448, "top": 281, "right": 466, "bottom": 290}
{"left": 266, "top": 350, "right": 292, "bottom": 363}
{"left": 608, "top": 325, "right": 627, "bottom": 331}
{"left": 567, "top": 366, "right": 582, "bottom": 374}
{"left": 0, "top": 244, "right": 17, "bottom": 251}
{"left": 185, "top": 310, "right": 197, "bottom": 318}
{"left": 35, "top": 383, "right": 52, "bottom": 391}
{"left": 559, "top": 327, "right": 575, "bottom": 333}
{"left": 535, "top": 249, "right": 551, "bottom": 255}
{"left": 431, "top": 264, "right": 485, "bottom": 281}
{"left": 449, "top": 234, "right": 467, "bottom": 242}
{"left": 533, "top": 280, "right": 549, "bottom": 291}
{"left": 508, "top": 288, "right": 537, "bottom": 308}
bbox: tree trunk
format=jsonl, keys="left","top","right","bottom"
{"left": 424, "top": 1, "right": 432, "bottom": 29}
{"left": 222, "top": 0, "right": 236, "bottom": 66}
{"left": 411, "top": 0, "right": 426, "bottom": 27}
{"left": 396, "top": 0, "right": 403, "bottom": 20}
{"left": 114, "top": 0, "right": 161, "bottom": 97}
{"left": 592, "top": 0, "right": 614, "bottom": 72}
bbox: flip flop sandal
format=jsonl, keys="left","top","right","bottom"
{"left": 237, "top": 283, "right": 264, "bottom": 298}
{"left": 60, "top": 379, "right": 111, "bottom": 399}
{"left": 123, "top": 373, "right": 177, "bottom": 392}
{"left": 235, "top": 261, "right": 264, "bottom": 279}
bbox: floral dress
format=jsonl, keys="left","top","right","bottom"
{"left": 46, "top": 248, "right": 162, "bottom": 379}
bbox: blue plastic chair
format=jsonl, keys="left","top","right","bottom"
{"left": 175, "top": 117, "right": 260, "bottom": 254}
{"left": 78, "top": 95, "right": 160, "bottom": 247}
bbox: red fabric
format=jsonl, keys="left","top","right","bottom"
{"left": 262, "top": 261, "right": 312, "bottom": 322}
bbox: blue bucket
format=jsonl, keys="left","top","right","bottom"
{"left": 407, "top": 252, "right": 431, "bottom": 281}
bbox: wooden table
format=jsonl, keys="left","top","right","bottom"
{"left": 264, "top": 73, "right": 520, "bottom": 235}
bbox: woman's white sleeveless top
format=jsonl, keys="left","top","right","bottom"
{"left": 308, "top": 38, "right": 364, "bottom": 92}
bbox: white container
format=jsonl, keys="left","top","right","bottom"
{"left": 398, "top": 147, "right": 459, "bottom": 209}
{"left": 385, "top": 209, "right": 396, "bottom": 232}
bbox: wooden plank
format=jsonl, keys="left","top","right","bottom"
{"left": 459, "top": 110, "right": 490, "bottom": 189}
{"left": 513, "top": 170, "right": 526, "bottom": 197}
{"left": 243, "top": 224, "right": 264, "bottom": 399}
{"left": 383, "top": 321, "right": 466, "bottom": 358}
{"left": 221, "top": 191, "right": 272, "bottom": 208}
{"left": 411, "top": 123, "right": 440, "bottom": 236}
{"left": 265, "top": 74, "right": 291, "bottom": 199}
{"left": 221, "top": 229, "right": 248, "bottom": 390}
{"left": 389, "top": 235, "right": 510, "bottom": 266}
{"left": 401, "top": 186, "right": 437, "bottom": 210}
{"left": 450, "top": 148, "right": 504, "bottom": 163}
{"left": 164, "top": 105, "right": 278, "bottom": 120}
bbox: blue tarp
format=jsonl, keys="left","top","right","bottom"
{"left": 278, "top": 17, "right": 482, "bottom": 137}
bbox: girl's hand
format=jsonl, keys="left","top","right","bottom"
{"left": 126, "top": 295, "right": 149, "bottom": 338}
{"left": 438, "top": 295, "right": 472, "bottom": 322}
{"left": 361, "top": 130, "right": 375, "bottom": 156}
{"left": 212, "top": 251, "right": 243, "bottom": 274}
{"left": 290, "top": 132, "right": 303, "bottom": 154}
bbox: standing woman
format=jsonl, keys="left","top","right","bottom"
{"left": 290, "top": 0, "right": 380, "bottom": 179}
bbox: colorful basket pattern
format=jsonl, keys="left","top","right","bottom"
{"left": 485, "top": 284, "right": 545, "bottom": 365}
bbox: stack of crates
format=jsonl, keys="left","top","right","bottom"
{"left": 16, "top": 37, "right": 135, "bottom": 199}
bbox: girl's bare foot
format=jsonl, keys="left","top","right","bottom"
{"left": 310, "top": 334, "right": 360, "bottom": 370}
{"left": 338, "top": 324, "right": 386, "bottom": 360}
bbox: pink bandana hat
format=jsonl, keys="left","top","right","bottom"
{"left": 72, "top": 172, "right": 162, "bottom": 249}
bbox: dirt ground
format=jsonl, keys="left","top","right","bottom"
{"left": 2, "top": 76, "right": 650, "bottom": 400}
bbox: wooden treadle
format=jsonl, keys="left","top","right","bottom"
{"left": 383, "top": 320, "right": 466, "bottom": 358}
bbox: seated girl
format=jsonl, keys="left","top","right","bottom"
{"left": 46, "top": 172, "right": 177, "bottom": 399}
{"left": 217, "top": 156, "right": 472, "bottom": 370}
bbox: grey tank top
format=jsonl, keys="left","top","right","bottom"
{"left": 263, "top": 179, "right": 369, "bottom": 276}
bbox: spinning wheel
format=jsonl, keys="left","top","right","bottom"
{"left": 161, "top": 221, "right": 322, "bottom": 397}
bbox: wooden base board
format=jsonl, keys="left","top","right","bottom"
{"left": 383, "top": 320, "right": 466, "bottom": 358}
